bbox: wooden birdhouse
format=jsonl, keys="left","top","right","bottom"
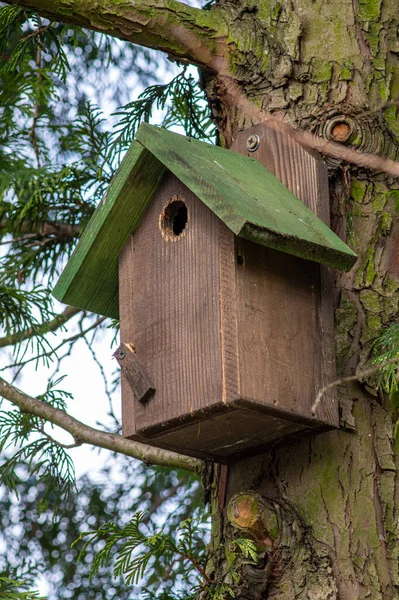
{"left": 53, "top": 123, "right": 357, "bottom": 462}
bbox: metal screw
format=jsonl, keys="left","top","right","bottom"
{"left": 246, "top": 133, "right": 260, "bottom": 152}
{"left": 118, "top": 349, "right": 126, "bottom": 360}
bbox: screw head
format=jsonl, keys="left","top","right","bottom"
{"left": 246, "top": 133, "right": 260, "bottom": 152}
{"left": 118, "top": 349, "right": 126, "bottom": 360}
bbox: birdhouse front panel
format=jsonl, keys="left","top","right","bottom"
{"left": 124, "top": 172, "right": 224, "bottom": 433}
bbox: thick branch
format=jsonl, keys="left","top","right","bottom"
{"left": 0, "top": 305, "right": 80, "bottom": 348}
{"left": 5, "top": 0, "right": 226, "bottom": 68}
{"left": 0, "top": 375, "right": 204, "bottom": 473}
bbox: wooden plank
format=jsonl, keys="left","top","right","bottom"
{"left": 53, "top": 142, "right": 166, "bottom": 319}
{"left": 231, "top": 124, "right": 338, "bottom": 427}
{"left": 137, "top": 123, "right": 356, "bottom": 270}
{"left": 139, "top": 405, "right": 318, "bottom": 462}
{"left": 119, "top": 235, "right": 137, "bottom": 438}
{"left": 131, "top": 173, "right": 224, "bottom": 433}
{"left": 219, "top": 221, "right": 240, "bottom": 404}
{"left": 230, "top": 123, "right": 329, "bottom": 218}
{"left": 114, "top": 343, "right": 156, "bottom": 404}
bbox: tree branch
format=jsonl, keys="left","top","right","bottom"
{"left": 0, "top": 218, "right": 81, "bottom": 239}
{"left": 0, "top": 375, "right": 204, "bottom": 473}
{"left": 311, "top": 356, "right": 399, "bottom": 415}
{"left": 0, "top": 316, "right": 106, "bottom": 372}
{"left": 0, "top": 305, "right": 80, "bottom": 348}
{"left": 4, "top": 0, "right": 226, "bottom": 68}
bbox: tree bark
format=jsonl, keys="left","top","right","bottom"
{"left": 203, "top": 1, "right": 399, "bottom": 598}
{"left": 5, "top": 0, "right": 399, "bottom": 597}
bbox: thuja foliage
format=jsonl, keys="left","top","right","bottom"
{"left": 0, "top": 577, "right": 44, "bottom": 599}
{"left": 73, "top": 511, "right": 257, "bottom": 599}
{"left": 372, "top": 323, "right": 399, "bottom": 435}
{"left": 0, "top": 2, "right": 214, "bottom": 597}
{"left": 0, "top": 454, "right": 204, "bottom": 599}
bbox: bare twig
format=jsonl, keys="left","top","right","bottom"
{"left": 20, "top": 22, "right": 52, "bottom": 43}
{"left": 0, "top": 375, "right": 204, "bottom": 473}
{"left": 0, "top": 306, "right": 80, "bottom": 348}
{"left": 36, "top": 424, "right": 83, "bottom": 449}
{"left": 1, "top": 316, "right": 105, "bottom": 372}
{"left": 311, "top": 356, "right": 399, "bottom": 415}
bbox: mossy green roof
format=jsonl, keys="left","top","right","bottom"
{"left": 53, "top": 123, "right": 357, "bottom": 319}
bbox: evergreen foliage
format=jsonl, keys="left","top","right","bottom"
{"left": 0, "top": 577, "right": 44, "bottom": 599}
{"left": 74, "top": 511, "right": 257, "bottom": 599}
{"left": 0, "top": 3, "right": 214, "bottom": 597}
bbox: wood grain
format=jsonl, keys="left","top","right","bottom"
{"left": 114, "top": 343, "right": 155, "bottom": 405}
{"left": 132, "top": 172, "right": 223, "bottom": 433}
{"left": 219, "top": 222, "right": 240, "bottom": 404}
{"left": 119, "top": 235, "right": 137, "bottom": 438}
{"left": 232, "top": 123, "right": 338, "bottom": 427}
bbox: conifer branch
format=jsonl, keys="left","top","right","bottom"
{"left": 0, "top": 305, "right": 80, "bottom": 348}
{"left": 0, "top": 315, "right": 106, "bottom": 370}
{"left": 0, "top": 218, "right": 81, "bottom": 239}
{"left": 0, "top": 375, "right": 204, "bottom": 473}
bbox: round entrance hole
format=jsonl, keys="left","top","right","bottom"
{"left": 160, "top": 196, "right": 189, "bottom": 241}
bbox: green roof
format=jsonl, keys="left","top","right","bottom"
{"left": 53, "top": 123, "right": 357, "bottom": 319}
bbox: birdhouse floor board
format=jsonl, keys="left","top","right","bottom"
{"left": 127, "top": 403, "right": 332, "bottom": 462}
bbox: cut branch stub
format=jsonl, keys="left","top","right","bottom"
{"left": 227, "top": 492, "right": 279, "bottom": 548}
{"left": 114, "top": 343, "right": 156, "bottom": 404}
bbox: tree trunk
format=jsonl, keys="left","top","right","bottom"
{"left": 6, "top": 0, "right": 399, "bottom": 596}
{"left": 204, "top": 0, "right": 399, "bottom": 598}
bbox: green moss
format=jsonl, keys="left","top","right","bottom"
{"left": 311, "top": 58, "right": 333, "bottom": 83}
{"left": 358, "top": 0, "right": 382, "bottom": 23}
{"left": 380, "top": 211, "right": 393, "bottom": 235}
{"left": 384, "top": 295, "right": 399, "bottom": 321}
{"left": 361, "top": 313, "right": 382, "bottom": 344}
{"left": 341, "top": 60, "right": 354, "bottom": 80}
{"left": 289, "top": 81, "right": 303, "bottom": 101}
{"left": 335, "top": 291, "right": 358, "bottom": 369}
{"left": 384, "top": 106, "right": 399, "bottom": 141}
{"left": 372, "top": 187, "right": 388, "bottom": 211}
{"left": 351, "top": 179, "right": 368, "bottom": 203}
{"left": 360, "top": 289, "right": 381, "bottom": 313}
{"left": 364, "top": 244, "right": 377, "bottom": 286}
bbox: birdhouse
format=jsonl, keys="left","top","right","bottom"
{"left": 53, "top": 123, "right": 357, "bottom": 462}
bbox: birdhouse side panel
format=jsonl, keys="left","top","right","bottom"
{"left": 234, "top": 238, "right": 338, "bottom": 426}
{"left": 125, "top": 173, "right": 225, "bottom": 434}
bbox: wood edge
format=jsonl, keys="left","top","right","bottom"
{"left": 52, "top": 149, "right": 166, "bottom": 317}
{"left": 119, "top": 235, "right": 137, "bottom": 439}
{"left": 240, "top": 222, "right": 357, "bottom": 271}
{"left": 219, "top": 222, "right": 240, "bottom": 404}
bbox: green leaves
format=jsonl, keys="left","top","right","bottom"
{"left": 73, "top": 513, "right": 259, "bottom": 599}
{"left": 229, "top": 538, "right": 258, "bottom": 563}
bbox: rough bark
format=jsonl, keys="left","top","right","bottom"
{"left": 204, "top": 1, "right": 399, "bottom": 599}
{"left": 5, "top": 0, "right": 399, "bottom": 597}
